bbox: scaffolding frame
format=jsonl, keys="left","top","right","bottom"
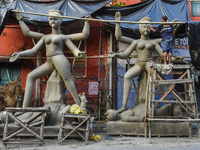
{"left": 146, "top": 64, "right": 200, "bottom": 143}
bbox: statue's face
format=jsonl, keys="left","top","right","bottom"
{"left": 139, "top": 21, "right": 151, "bottom": 36}
{"left": 49, "top": 12, "right": 62, "bottom": 29}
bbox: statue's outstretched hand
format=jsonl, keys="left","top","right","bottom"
{"left": 9, "top": 52, "right": 20, "bottom": 62}
{"left": 108, "top": 52, "right": 117, "bottom": 58}
{"left": 15, "top": 9, "right": 23, "bottom": 21}
{"left": 172, "top": 56, "right": 183, "bottom": 62}
{"left": 175, "top": 56, "right": 183, "bottom": 61}
{"left": 78, "top": 51, "right": 86, "bottom": 58}
{"left": 85, "top": 15, "right": 91, "bottom": 23}
{"left": 115, "top": 11, "right": 121, "bottom": 21}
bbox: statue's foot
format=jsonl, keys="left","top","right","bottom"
{"left": 117, "top": 107, "right": 127, "bottom": 114}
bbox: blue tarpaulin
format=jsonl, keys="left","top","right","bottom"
{"left": 92, "top": 0, "right": 190, "bottom": 30}
{"left": 8, "top": 0, "right": 112, "bottom": 25}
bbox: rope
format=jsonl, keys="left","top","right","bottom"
{"left": 11, "top": 9, "right": 186, "bottom": 25}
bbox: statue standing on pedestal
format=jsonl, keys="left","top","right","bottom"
{"left": 9, "top": 10, "right": 90, "bottom": 125}
{"left": 107, "top": 12, "right": 181, "bottom": 122}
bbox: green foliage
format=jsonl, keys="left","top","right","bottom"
{"left": 109, "top": 0, "right": 126, "bottom": 7}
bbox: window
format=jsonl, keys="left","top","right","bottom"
{"left": 191, "top": 2, "right": 200, "bottom": 17}
{"left": 0, "top": 63, "right": 21, "bottom": 86}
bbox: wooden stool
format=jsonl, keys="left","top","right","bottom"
{"left": 58, "top": 113, "right": 91, "bottom": 145}
{"left": 2, "top": 107, "right": 50, "bottom": 146}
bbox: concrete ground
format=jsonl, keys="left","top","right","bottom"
{"left": 1, "top": 131, "right": 200, "bottom": 150}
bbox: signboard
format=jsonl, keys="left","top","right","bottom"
{"left": 88, "top": 82, "right": 99, "bottom": 95}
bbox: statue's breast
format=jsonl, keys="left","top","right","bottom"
{"left": 145, "top": 43, "right": 153, "bottom": 50}
{"left": 45, "top": 36, "right": 62, "bottom": 45}
{"left": 45, "top": 37, "right": 51, "bottom": 45}
{"left": 137, "top": 42, "right": 145, "bottom": 50}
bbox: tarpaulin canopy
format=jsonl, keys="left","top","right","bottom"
{"left": 93, "top": 0, "right": 190, "bottom": 30}
{"left": 92, "top": 0, "right": 190, "bottom": 39}
{"left": 7, "top": 0, "right": 112, "bottom": 25}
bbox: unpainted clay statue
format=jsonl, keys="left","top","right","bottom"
{"left": 10, "top": 10, "right": 90, "bottom": 108}
{"left": 108, "top": 12, "right": 183, "bottom": 122}
{"left": 9, "top": 10, "right": 90, "bottom": 125}
{"left": 109, "top": 11, "right": 165, "bottom": 114}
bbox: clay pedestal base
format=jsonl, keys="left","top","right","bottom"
{"left": 106, "top": 121, "right": 190, "bottom": 137}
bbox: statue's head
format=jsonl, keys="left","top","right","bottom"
{"left": 139, "top": 17, "right": 152, "bottom": 36}
{"left": 105, "top": 109, "right": 118, "bottom": 121}
{"left": 48, "top": 10, "right": 63, "bottom": 28}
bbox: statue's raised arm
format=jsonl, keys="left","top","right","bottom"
{"left": 16, "top": 11, "right": 44, "bottom": 40}
{"left": 68, "top": 15, "right": 90, "bottom": 41}
{"left": 115, "top": 11, "right": 133, "bottom": 44}
{"left": 16, "top": 10, "right": 90, "bottom": 41}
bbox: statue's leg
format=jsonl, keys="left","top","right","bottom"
{"left": 23, "top": 61, "right": 54, "bottom": 108}
{"left": 117, "top": 64, "right": 143, "bottom": 113}
{"left": 52, "top": 55, "right": 80, "bottom": 106}
{"left": 124, "top": 115, "right": 145, "bottom": 122}
{"left": 120, "top": 109, "right": 144, "bottom": 122}
{"left": 60, "top": 105, "right": 71, "bottom": 115}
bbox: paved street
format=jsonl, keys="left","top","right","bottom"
{"left": 1, "top": 131, "right": 200, "bottom": 150}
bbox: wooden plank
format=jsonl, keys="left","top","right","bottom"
{"left": 5, "top": 107, "right": 50, "bottom": 112}
{"left": 148, "top": 118, "right": 200, "bottom": 122}
{"left": 155, "top": 79, "right": 193, "bottom": 84}
{"left": 153, "top": 64, "right": 190, "bottom": 69}
{"left": 152, "top": 100, "right": 196, "bottom": 104}
{"left": 61, "top": 126, "right": 88, "bottom": 132}
{"left": 63, "top": 114, "right": 89, "bottom": 119}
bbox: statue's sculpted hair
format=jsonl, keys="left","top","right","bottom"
{"left": 139, "top": 16, "right": 152, "bottom": 22}
{"left": 48, "top": 10, "right": 63, "bottom": 15}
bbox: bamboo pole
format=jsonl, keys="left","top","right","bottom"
{"left": 11, "top": 9, "right": 186, "bottom": 25}
{"left": 148, "top": 118, "right": 200, "bottom": 122}
{"left": 0, "top": 55, "right": 190, "bottom": 60}
{"left": 144, "top": 71, "right": 150, "bottom": 138}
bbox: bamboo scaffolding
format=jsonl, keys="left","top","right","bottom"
{"left": 154, "top": 71, "right": 188, "bottom": 108}
{"left": 147, "top": 64, "right": 200, "bottom": 142}
{"left": 11, "top": 9, "right": 186, "bottom": 25}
